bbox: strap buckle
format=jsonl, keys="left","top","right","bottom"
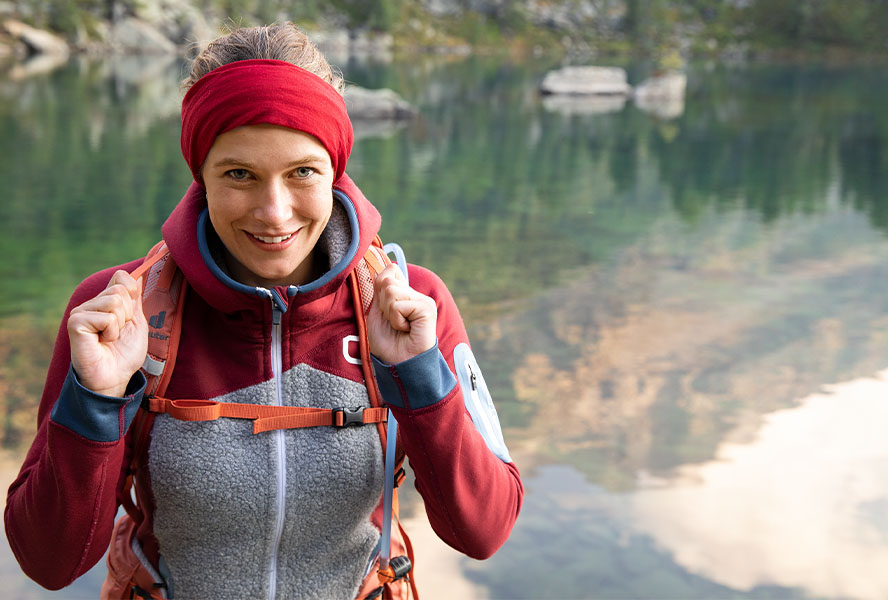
{"left": 333, "top": 407, "right": 365, "bottom": 427}
{"left": 387, "top": 555, "right": 412, "bottom": 580}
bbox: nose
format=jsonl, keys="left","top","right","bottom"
{"left": 254, "top": 179, "right": 292, "bottom": 225}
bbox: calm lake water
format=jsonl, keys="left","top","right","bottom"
{"left": 2, "top": 51, "right": 888, "bottom": 599}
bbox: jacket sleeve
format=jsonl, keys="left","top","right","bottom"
{"left": 4, "top": 261, "right": 145, "bottom": 590}
{"left": 371, "top": 265, "right": 523, "bottom": 559}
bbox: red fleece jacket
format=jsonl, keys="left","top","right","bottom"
{"left": 5, "top": 175, "right": 523, "bottom": 592}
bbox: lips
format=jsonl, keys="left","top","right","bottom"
{"left": 250, "top": 232, "right": 294, "bottom": 244}
{"left": 243, "top": 229, "right": 301, "bottom": 252}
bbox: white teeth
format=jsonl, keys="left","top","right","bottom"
{"left": 253, "top": 233, "right": 293, "bottom": 243}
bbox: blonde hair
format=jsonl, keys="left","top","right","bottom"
{"left": 183, "top": 23, "right": 345, "bottom": 95}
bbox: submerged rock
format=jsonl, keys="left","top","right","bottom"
{"left": 344, "top": 86, "right": 416, "bottom": 120}
{"left": 634, "top": 71, "right": 686, "bottom": 101}
{"left": 633, "top": 71, "right": 687, "bottom": 119}
{"left": 540, "top": 66, "right": 631, "bottom": 96}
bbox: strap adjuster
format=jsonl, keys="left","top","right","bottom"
{"left": 387, "top": 555, "right": 412, "bottom": 579}
{"left": 333, "top": 407, "right": 365, "bottom": 427}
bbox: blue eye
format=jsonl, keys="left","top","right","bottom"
{"left": 295, "top": 167, "right": 315, "bottom": 178}
{"left": 226, "top": 169, "right": 250, "bottom": 180}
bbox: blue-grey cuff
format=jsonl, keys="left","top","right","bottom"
{"left": 371, "top": 343, "right": 457, "bottom": 410}
{"left": 50, "top": 366, "right": 146, "bottom": 442}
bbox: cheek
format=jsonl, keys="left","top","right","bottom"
{"left": 206, "top": 190, "right": 243, "bottom": 229}
{"left": 206, "top": 201, "right": 229, "bottom": 234}
{"left": 306, "top": 191, "right": 334, "bottom": 224}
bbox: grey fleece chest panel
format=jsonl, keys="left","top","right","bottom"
{"left": 148, "top": 363, "right": 385, "bottom": 600}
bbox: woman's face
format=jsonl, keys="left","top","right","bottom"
{"left": 202, "top": 124, "right": 335, "bottom": 288}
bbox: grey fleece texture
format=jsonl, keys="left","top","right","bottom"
{"left": 315, "top": 200, "right": 353, "bottom": 269}
{"left": 149, "top": 363, "right": 384, "bottom": 600}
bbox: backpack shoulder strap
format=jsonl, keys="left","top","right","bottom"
{"left": 121, "top": 241, "right": 187, "bottom": 522}
{"left": 130, "top": 241, "right": 188, "bottom": 397}
{"left": 348, "top": 237, "right": 396, "bottom": 443}
{"left": 349, "top": 240, "right": 420, "bottom": 600}
{"left": 352, "top": 236, "right": 391, "bottom": 316}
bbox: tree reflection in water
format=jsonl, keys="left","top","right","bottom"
{"left": 3, "top": 55, "right": 888, "bottom": 599}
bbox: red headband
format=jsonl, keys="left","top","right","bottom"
{"left": 181, "top": 59, "right": 353, "bottom": 184}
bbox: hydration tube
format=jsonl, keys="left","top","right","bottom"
{"left": 378, "top": 243, "right": 409, "bottom": 572}
{"left": 378, "top": 409, "right": 399, "bottom": 571}
{"left": 383, "top": 243, "right": 408, "bottom": 281}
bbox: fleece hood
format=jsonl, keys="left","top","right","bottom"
{"left": 160, "top": 174, "right": 382, "bottom": 315}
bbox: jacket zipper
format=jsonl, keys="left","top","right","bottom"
{"left": 268, "top": 304, "right": 286, "bottom": 600}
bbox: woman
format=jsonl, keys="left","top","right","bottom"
{"left": 4, "top": 23, "right": 523, "bottom": 600}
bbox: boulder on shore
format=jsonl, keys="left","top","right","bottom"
{"left": 108, "top": 17, "right": 176, "bottom": 55}
{"left": 344, "top": 86, "right": 416, "bottom": 121}
{"left": 2, "top": 19, "right": 69, "bottom": 58}
{"left": 539, "top": 66, "right": 631, "bottom": 96}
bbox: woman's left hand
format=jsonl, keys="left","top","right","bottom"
{"left": 367, "top": 264, "right": 437, "bottom": 365}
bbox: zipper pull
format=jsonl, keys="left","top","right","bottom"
{"left": 269, "top": 288, "right": 289, "bottom": 314}
{"left": 467, "top": 363, "right": 478, "bottom": 391}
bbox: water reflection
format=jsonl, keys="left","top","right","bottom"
{"left": 464, "top": 372, "right": 888, "bottom": 599}
{"left": 3, "top": 54, "right": 888, "bottom": 599}
{"left": 631, "top": 371, "right": 888, "bottom": 600}
{"left": 479, "top": 204, "right": 888, "bottom": 488}
{"left": 541, "top": 93, "right": 627, "bottom": 115}
{"left": 7, "top": 54, "right": 68, "bottom": 81}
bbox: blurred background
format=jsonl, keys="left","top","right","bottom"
{"left": 2, "top": 1, "right": 888, "bottom": 598}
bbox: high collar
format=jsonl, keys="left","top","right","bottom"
{"left": 161, "top": 174, "right": 381, "bottom": 315}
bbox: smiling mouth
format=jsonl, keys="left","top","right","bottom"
{"left": 249, "top": 232, "right": 295, "bottom": 244}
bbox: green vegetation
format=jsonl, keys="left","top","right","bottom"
{"left": 7, "top": 0, "right": 888, "bottom": 58}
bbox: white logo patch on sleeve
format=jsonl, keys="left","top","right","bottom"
{"left": 454, "top": 343, "right": 512, "bottom": 463}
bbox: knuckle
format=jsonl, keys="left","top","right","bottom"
{"left": 107, "top": 291, "right": 126, "bottom": 310}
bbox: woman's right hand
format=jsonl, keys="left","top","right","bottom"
{"left": 67, "top": 270, "right": 148, "bottom": 397}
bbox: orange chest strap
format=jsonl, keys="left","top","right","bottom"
{"left": 132, "top": 237, "right": 394, "bottom": 433}
{"left": 145, "top": 397, "right": 389, "bottom": 434}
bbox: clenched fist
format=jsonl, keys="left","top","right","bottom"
{"left": 366, "top": 265, "right": 437, "bottom": 365}
{"left": 67, "top": 270, "right": 148, "bottom": 397}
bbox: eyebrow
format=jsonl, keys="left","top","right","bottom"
{"left": 209, "top": 155, "right": 330, "bottom": 169}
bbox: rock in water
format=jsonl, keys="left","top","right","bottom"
{"left": 634, "top": 71, "right": 687, "bottom": 119}
{"left": 345, "top": 86, "right": 416, "bottom": 120}
{"left": 540, "top": 66, "right": 631, "bottom": 96}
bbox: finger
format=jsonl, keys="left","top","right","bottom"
{"left": 70, "top": 310, "right": 121, "bottom": 342}
{"left": 108, "top": 270, "right": 141, "bottom": 313}
{"left": 99, "top": 314, "right": 122, "bottom": 343}
{"left": 383, "top": 300, "right": 413, "bottom": 332}
{"left": 378, "top": 286, "right": 416, "bottom": 324}
{"left": 108, "top": 269, "right": 140, "bottom": 296}
{"left": 383, "top": 297, "right": 435, "bottom": 332}
{"left": 373, "top": 265, "right": 407, "bottom": 294}
{"left": 77, "top": 289, "right": 133, "bottom": 330}
{"left": 375, "top": 272, "right": 414, "bottom": 304}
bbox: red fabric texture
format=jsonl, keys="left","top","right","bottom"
{"left": 180, "top": 59, "right": 354, "bottom": 183}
